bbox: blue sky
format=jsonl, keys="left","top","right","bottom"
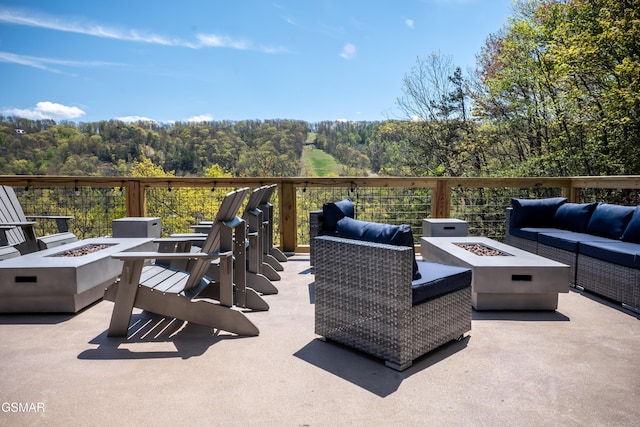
{"left": 0, "top": 0, "right": 513, "bottom": 123}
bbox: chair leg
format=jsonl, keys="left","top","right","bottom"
{"left": 131, "top": 286, "right": 260, "bottom": 336}
{"left": 107, "top": 259, "right": 145, "bottom": 337}
{"left": 384, "top": 360, "right": 413, "bottom": 371}
{"left": 246, "top": 272, "right": 278, "bottom": 295}
{"left": 264, "top": 254, "right": 284, "bottom": 271}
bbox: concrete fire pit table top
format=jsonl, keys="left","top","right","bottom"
{"left": 0, "top": 237, "right": 156, "bottom": 313}
{"left": 421, "top": 236, "right": 570, "bottom": 311}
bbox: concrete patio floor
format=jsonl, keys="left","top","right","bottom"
{"left": 1, "top": 254, "right": 639, "bottom": 427}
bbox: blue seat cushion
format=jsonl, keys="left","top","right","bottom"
{"left": 509, "top": 227, "right": 563, "bottom": 241}
{"left": 411, "top": 261, "right": 471, "bottom": 306}
{"left": 578, "top": 241, "right": 640, "bottom": 269}
{"left": 586, "top": 203, "right": 635, "bottom": 240}
{"left": 336, "top": 217, "right": 420, "bottom": 280}
{"left": 538, "top": 231, "right": 615, "bottom": 252}
{"left": 510, "top": 197, "right": 566, "bottom": 228}
{"left": 553, "top": 202, "right": 598, "bottom": 232}
{"left": 621, "top": 206, "right": 640, "bottom": 243}
{"left": 322, "top": 198, "right": 354, "bottom": 232}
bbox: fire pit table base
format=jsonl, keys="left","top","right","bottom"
{"left": 0, "top": 238, "right": 156, "bottom": 313}
{"left": 421, "top": 236, "right": 570, "bottom": 311}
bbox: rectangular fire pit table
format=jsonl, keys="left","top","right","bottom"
{"left": 0, "top": 237, "right": 156, "bottom": 313}
{"left": 421, "top": 236, "right": 569, "bottom": 310}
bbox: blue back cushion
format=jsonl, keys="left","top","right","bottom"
{"left": 586, "top": 203, "right": 635, "bottom": 240}
{"left": 553, "top": 202, "right": 599, "bottom": 232}
{"left": 620, "top": 206, "right": 640, "bottom": 243}
{"left": 510, "top": 197, "right": 566, "bottom": 228}
{"left": 322, "top": 198, "right": 354, "bottom": 232}
{"left": 336, "top": 217, "right": 421, "bottom": 280}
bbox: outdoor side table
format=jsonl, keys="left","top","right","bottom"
{"left": 112, "top": 217, "right": 162, "bottom": 238}
{"left": 422, "top": 218, "right": 468, "bottom": 237}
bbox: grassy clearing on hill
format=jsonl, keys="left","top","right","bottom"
{"left": 300, "top": 145, "right": 343, "bottom": 176}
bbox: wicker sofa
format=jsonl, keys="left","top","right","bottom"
{"left": 505, "top": 198, "right": 640, "bottom": 311}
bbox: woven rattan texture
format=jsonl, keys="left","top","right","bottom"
{"left": 314, "top": 235, "right": 471, "bottom": 369}
{"left": 538, "top": 244, "right": 578, "bottom": 284}
{"left": 309, "top": 210, "right": 322, "bottom": 266}
{"left": 505, "top": 234, "right": 538, "bottom": 253}
{"left": 576, "top": 254, "right": 640, "bottom": 308}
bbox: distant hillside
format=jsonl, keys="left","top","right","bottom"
{"left": 0, "top": 117, "right": 309, "bottom": 177}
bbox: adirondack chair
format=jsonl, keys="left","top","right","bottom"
{"left": 104, "top": 188, "right": 260, "bottom": 337}
{"left": 243, "top": 185, "right": 279, "bottom": 294}
{"left": 195, "top": 194, "right": 272, "bottom": 310}
{"left": 0, "top": 185, "right": 77, "bottom": 254}
{"left": 188, "top": 185, "right": 279, "bottom": 295}
{"left": 258, "top": 184, "right": 287, "bottom": 267}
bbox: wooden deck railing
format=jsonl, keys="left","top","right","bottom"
{"left": 1, "top": 175, "right": 639, "bottom": 252}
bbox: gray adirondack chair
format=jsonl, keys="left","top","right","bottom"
{"left": 0, "top": 185, "right": 77, "bottom": 254}
{"left": 258, "top": 184, "right": 287, "bottom": 266}
{"left": 104, "top": 188, "right": 260, "bottom": 337}
{"left": 243, "top": 185, "right": 279, "bottom": 294}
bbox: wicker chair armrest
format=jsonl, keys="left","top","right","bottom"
{"left": 314, "top": 235, "right": 414, "bottom": 306}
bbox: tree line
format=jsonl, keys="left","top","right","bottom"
{"left": 0, "top": 118, "right": 308, "bottom": 177}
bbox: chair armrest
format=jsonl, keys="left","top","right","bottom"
{"left": 159, "top": 235, "right": 207, "bottom": 242}
{"left": 111, "top": 251, "right": 224, "bottom": 261}
{"left": 25, "top": 215, "right": 73, "bottom": 233}
{"left": 0, "top": 221, "right": 37, "bottom": 227}
{"left": 314, "top": 236, "right": 414, "bottom": 306}
{"left": 0, "top": 225, "right": 14, "bottom": 246}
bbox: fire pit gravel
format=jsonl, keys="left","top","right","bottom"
{"left": 52, "top": 244, "right": 114, "bottom": 257}
{"left": 454, "top": 243, "right": 511, "bottom": 256}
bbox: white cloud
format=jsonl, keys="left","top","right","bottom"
{"left": 405, "top": 19, "right": 415, "bottom": 29}
{"left": 196, "top": 34, "right": 251, "bottom": 50}
{"left": 4, "top": 101, "right": 85, "bottom": 120}
{"left": 0, "top": 8, "right": 287, "bottom": 53}
{"left": 187, "top": 114, "right": 213, "bottom": 123}
{"left": 0, "top": 50, "right": 120, "bottom": 74}
{"left": 340, "top": 43, "right": 357, "bottom": 60}
{"left": 115, "top": 115, "right": 156, "bottom": 123}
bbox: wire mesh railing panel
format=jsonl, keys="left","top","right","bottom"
{"left": 145, "top": 186, "right": 238, "bottom": 235}
{"left": 297, "top": 186, "right": 432, "bottom": 245}
{"left": 578, "top": 188, "right": 640, "bottom": 205}
{"left": 449, "top": 187, "right": 564, "bottom": 241}
{"left": 16, "top": 186, "right": 126, "bottom": 239}
{"left": 144, "top": 186, "right": 281, "bottom": 244}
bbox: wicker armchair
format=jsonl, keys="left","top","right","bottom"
{"left": 314, "top": 235, "right": 471, "bottom": 371}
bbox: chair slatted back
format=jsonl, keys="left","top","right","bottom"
{"left": 245, "top": 186, "right": 269, "bottom": 215}
{"left": 259, "top": 184, "right": 277, "bottom": 205}
{"left": 258, "top": 184, "right": 277, "bottom": 251}
{"left": 0, "top": 186, "right": 27, "bottom": 245}
{"left": 183, "top": 187, "right": 249, "bottom": 291}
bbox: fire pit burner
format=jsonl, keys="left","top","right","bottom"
{"left": 454, "top": 242, "right": 512, "bottom": 256}
{"left": 51, "top": 244, "right": 115, "bottom": 257}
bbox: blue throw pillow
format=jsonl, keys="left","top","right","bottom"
{"left": 586, "top": 203, "right": 635, "bottom": 240}
{"left": 336, "top": 217, "right": 421, "bottom": 280}
{"left": 322, "top": 198, "right": 354, "bottom": 232}
{"left": 620, "top": 206, "right": 640, "bottom": 243}
{"left": 510, "top": 197, "right": 566, "bottom": 228}
{"left": 553, "top": 202, "right": 599, "bottom": 232}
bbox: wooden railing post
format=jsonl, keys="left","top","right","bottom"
{"left": 433, "top": 180, "right": 451, "bottom": 218}
{"left": 125, "top": 180, "right": 146, "bottom": 217}
{"left": 279, "top": 181, "right": 296, "bottom": 253}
